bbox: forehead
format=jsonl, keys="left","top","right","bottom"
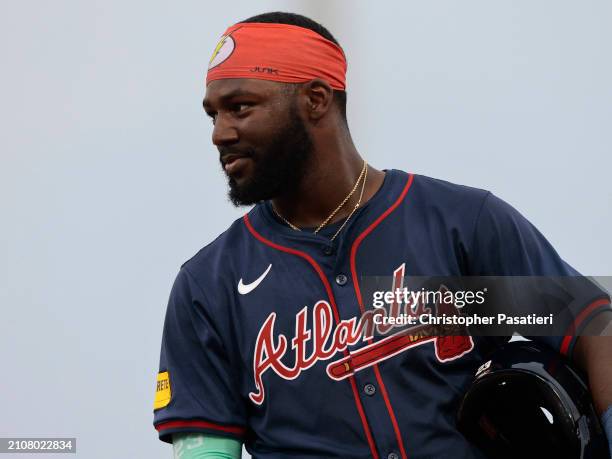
{"left": 203, "top": 79, "right": 285, "bottom": 107}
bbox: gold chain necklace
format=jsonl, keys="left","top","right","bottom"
{"left": 272, "top": 160, "right": 368, "bottom": 241}
{"left": 273, "top": 208, "right": 301, "bottom": 231}
{"left": 329, "top": 164, "right": 367, "bottom": 241}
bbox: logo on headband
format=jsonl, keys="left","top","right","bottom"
{"left": 208, "top": 27, "right": 241, "bottom": 70}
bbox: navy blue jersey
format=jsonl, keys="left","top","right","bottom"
{"left": 154, "top": 170, "right": 610, "bottom": 459}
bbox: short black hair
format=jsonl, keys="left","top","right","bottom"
{"left": 240, "top": 12, "right": 348, "bottom": 123}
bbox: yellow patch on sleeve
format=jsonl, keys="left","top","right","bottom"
{"left": 154, "top": 371, "right": 172, "bottom": 410}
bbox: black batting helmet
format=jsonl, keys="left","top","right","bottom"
{"left": 457, "top": 341, "right": 609, "bottom": 459}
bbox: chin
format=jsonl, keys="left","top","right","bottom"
{"left": 228, "top": 178, "right": 264, "bottom": 207}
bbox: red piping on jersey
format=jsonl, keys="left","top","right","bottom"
{"left": 349, "top": 173, "right": 415, "bottom": 459}
{"left": 155, "top": 419, "right": 246, "bottom": 436}
{"left": 243, "top": 214, "right": 380, "bottom": 459}
{"left": 559, "top": 297, "right": 611, "bottom": 356}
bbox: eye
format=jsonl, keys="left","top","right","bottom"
{"left": 206, "top": 111, "right": 217, "bottom": 125}
{"left": 231, "top": 103, "right": 251, "bottom": 114}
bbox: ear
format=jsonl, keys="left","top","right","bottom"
{"left": 300, "top": 78, "right": 334, "bottom": 122}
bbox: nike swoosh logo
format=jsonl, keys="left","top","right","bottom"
{"left": 238, "top": 264, "right": 272, "bottom": 295}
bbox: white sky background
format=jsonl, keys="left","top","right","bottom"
{"left": 0, "top": 1, "right": 610, "bottom": 458}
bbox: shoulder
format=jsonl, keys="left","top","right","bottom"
{"left": 408, "top": 172, "right": 491, "bottom": 205}
{"left": 404, "top": 172, "right": 543, "bottom": 243}
{"left": 178, "top": 209, "right": 257, "bottom": 287}
{"left": 393, "top": 171, "right": 492, "bottom": 225}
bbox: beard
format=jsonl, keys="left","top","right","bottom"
{"left": 221, "top": 102, "right": 314, "bottom": 207}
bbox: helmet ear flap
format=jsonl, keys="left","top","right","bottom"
{"left": 457, "top": 342, "right": 610, "bottom": 459}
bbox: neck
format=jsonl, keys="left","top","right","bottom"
{"left": 272, "top": 130, "right": 385, "bottom": 229}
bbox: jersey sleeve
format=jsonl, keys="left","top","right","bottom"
{"left": 153, "top": 267, "right": 247, "bottom": 443}
{"left": 469, "top": 192, "right": 611, "bottom": 358}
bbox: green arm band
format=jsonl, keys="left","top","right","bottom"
{"left": 172, "top": 433, "right": 242, "bottom": 459}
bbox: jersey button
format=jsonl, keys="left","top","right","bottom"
{"left": 363, "top": 383, "right": 376, "bottom": 396}
{"left": 335, "top": 274, "right": 348, "bottom": 286}
{"left": 387, "top": 453, "right": 399, "bottom": 459}
{"left": 322, "top": 245, "right": 334, "bottom": 255}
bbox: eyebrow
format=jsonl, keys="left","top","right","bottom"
{"left": 203, "top": 89, "right": 257, "bottom": 110}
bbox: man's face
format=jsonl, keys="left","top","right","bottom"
{"left": 203, "top": 79, "right": 314, "bottom": 206}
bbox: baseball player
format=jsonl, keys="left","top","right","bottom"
{"left": 153, "top": 12, "right": 612, "bottom": 459}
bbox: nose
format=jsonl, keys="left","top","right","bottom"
{"left": 212, "top": 114, "right": 239, "bottom": 146}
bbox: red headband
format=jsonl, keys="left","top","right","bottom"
{"left": 206, "top": 23, "right": 347, "bottom": 90}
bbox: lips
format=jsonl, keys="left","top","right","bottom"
{"left": 221, "top": 154, "right": 251, "bottom": 175}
